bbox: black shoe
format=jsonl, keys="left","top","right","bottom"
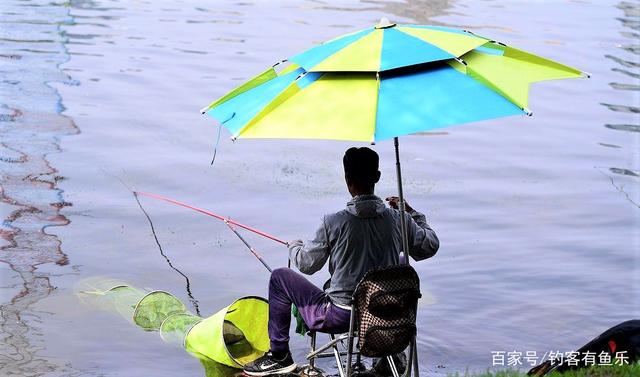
{"left": 243, "top": 351, "right": 297, "bottom": 376}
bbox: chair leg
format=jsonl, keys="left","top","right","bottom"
{"left": 309, "top": 332, "right": 317, "bottom": 369}
{"left": 330, "top": 334, "right": 346, "bottom": 377}
{"left": 412, "top": 337, "right": 419, "bottom": 377}
{"left": 403, "top": 341, "right": 414, "bottom": 377}
{"left": 354, "top": 349, "right": 364, "bottom": 373}
{"left": 387, "top": 355, "right": 400, "bottom": 377}
{"left": 345, "top": 309, "right": 357, "bottom": 377}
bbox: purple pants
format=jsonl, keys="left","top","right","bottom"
{"left": 268, "top": 267, "right": 351, "bottom": 353}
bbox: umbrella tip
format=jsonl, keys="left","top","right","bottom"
{"left": 375, "top": 17, "right": 396, "bottom": 29}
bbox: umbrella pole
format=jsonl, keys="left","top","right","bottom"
{"left": 394, "top": 137, "right": 410, "bottom": 265}
{"left": 394, "top": 137, "right": 420, "bottom": 377}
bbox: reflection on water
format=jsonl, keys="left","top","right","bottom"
{"left": 0, "top": 0, "right": 79, "bottom": 375}
{"left": 601, "top": 1, "right": 639, "bottom": 205}
{"left": 201, "top": 360, "right": 240, "bottom": 377}
{"left": 606, "top": 123, "right": 640, "bottom": 132}
{"left": 604, "top": 1, "right": 639, "bottom": 121}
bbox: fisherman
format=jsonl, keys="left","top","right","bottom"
{"left": 243, "top": 147, "right": 440, "bottom": 376}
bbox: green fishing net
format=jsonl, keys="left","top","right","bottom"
{"left": 160, "top": 313, "right": 202, "bottom": 345}
{"left": 77, "top": 279, "right": 269, "bottom": 369}
{"left": 185, "top": 296, "right": 270, "bottom": 367}
{"left": 133, "top": 291, "right": 187, "bottom": 331}
{"left": 76, "top": 278, "right": 146, "bottom": 320}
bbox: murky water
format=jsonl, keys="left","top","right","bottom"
{"left": 1, "top": 0, "right": 638, "bottom": 376}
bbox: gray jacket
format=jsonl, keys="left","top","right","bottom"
{"left": 288, "top": 194, "right": 439, "bottom": 306}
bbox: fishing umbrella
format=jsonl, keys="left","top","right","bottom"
{"left": 200, "top": 19, "right": 588, "bottom": 255}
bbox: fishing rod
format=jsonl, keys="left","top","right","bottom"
{"left": 134, "top": 191, "right": 288, "bottom": 246}
{"left": 223, "top": 221, "right": 272, "bottom": 273}
{"left": 106, "top": 171, "right": 281, "bottom": 309}
{"left": 135, "top": 189, "right": 301, "bottom": 321}
{"left": 135, "top": 190, "right": 306, "bottom": 336}
{"left": 134, "top": 191, "right": 287, "bottom": 272}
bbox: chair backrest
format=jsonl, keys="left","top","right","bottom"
{"left": 352, "top": 264, "right": 421, "bottom": 357}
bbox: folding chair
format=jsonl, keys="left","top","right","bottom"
{"left": 303, "top": 265, "right": 421, "bottom": 377}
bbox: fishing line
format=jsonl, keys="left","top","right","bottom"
{"left": 133, "top": 192, "right": 201, "bottom": 316}
{"left": 102, "top": 168, "right": 202, "bottom": 316}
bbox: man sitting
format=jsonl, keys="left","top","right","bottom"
{"left": 243, "top": 147, "right": 439, "bottom": 376}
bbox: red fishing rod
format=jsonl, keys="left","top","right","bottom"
{"left": 133, "top": 190, "right": 295, "bottom": 310}
{"left": 134, "top": 191, "right": 288, "bottom": 246}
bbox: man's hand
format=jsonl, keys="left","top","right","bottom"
{"left": 385, "top": 196, "right": 414, "bottom": 212}
{"left": 287, "top": 239, "right": 303, "bottom": 249}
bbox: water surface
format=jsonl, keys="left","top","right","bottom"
{"left": 0, "top": 0, "right": 638, "bottom": 376}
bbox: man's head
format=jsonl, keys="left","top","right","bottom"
{"left": 343, "top": 147, "right": 381, "bottom": 196}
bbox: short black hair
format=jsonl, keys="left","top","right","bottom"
{"left": 343, "top": 147, "right": 379, "bottom": 186}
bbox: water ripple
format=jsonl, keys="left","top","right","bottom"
{"left": 0, "top": 0, "right": 81, "bottom": 375}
